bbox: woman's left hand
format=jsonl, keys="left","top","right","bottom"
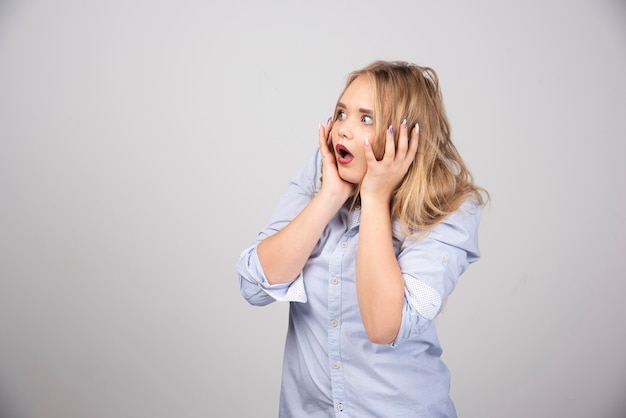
{"left": 360, "top": 120, "right": 419, "bottom": 202}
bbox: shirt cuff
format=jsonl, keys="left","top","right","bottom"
{"left": 390, "top": 298, "right": 419, "bottom": 348}
{"left": 260, "top": 273, "right": 307, "bottom": 303}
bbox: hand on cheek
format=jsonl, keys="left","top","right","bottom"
{"left": 317, "top": 119, "right": 355, "bottom": 200}
{"left": 361, "top": 119, "right": 419, "bottom": 202}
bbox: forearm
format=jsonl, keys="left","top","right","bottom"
{"left": 356, "top": 198, "right": 405, "bottom": 344}
{"left": 257, "top": 190, "right": 347, "bottom": 284}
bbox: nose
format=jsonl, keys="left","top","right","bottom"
{"left": 337, "top": 121, "right": 353, "bottom": 140}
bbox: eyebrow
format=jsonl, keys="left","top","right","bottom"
{"left": 336, "top": 101, "right": 373, "bottom": 115}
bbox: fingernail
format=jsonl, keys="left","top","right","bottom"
{"left": 402, "top": 119, "right": 407, "bottom": 128}
{"left": 389, "top": 125, "right": 394, "bottom": 134}
{"left": 415, "top": 123, "right": 419, "bottom": 133}
{"left": 364, "top": 137, "right": 369, "bottom": 146}
{"left": 327, "top": 117, "right": 332, "bottom": 123}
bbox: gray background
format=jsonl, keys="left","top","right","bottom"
{"left": 1, "top": 0, "right": 625, "bottom": 417}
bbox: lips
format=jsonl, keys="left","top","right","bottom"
{"left": 335, "top": 144, "right": 354, "bottom": 165}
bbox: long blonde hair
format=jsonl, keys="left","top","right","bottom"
{"left": 335, "top": 60, "right": 488, "bottom": 235}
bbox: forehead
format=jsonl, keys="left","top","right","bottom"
{"left": 339, "top": 75, "right": 373, "bottom": 104}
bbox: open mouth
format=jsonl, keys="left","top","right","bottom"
{"left": 335, "top": 144, "right": 354, "bottom": 165}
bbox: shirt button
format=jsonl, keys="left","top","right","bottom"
{"left": 337, "top": 403, "right": 344, "bottom": 412}
{"left": 331, "top": 277, "right": 339, "bottom": 285}
{"left": 441, "top": 255, "right": 447, "bottom": 262}
{"left": 330, "top": 319, "right": 338, "bottom": 327}
{"left": 332, "top": 362, "right": 340, "bottom": 369}
{"left": 341, "top": 242, "right": 348, "bottom": 248}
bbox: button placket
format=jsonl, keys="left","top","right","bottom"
{"left": 327, "top": 234, "right": 349, "bottom": 416}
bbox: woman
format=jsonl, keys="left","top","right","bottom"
{"left": 237, "top": 60, "right": 488, "bottom": 417}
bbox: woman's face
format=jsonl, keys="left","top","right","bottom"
{"left": 330, "top": 75, "right": 375, "bottom": 185}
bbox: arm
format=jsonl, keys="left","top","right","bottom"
{"left": 393, "top": 200, "right": 481, "bottom": 344}
{"left": 357, "top": 121, "right": 419, "bottom": 344}
{"left": 257, "top": 120, "right": 355, "bottom": 284}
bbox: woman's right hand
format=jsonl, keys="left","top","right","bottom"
{"left": 318, "top": 119, "right": 355, "bottom": 202}
{"left": 256, "top": 120, "right": 355, "bottom": 284}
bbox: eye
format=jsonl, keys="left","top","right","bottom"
{"left": 336, "top": 110, "right": 346, "bottom": 121}
{"left": 362, "top": 115, "right": 373, "bottom": 125}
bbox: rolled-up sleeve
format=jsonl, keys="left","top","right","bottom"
{"left": 236, "top": 150, "right": 322, "bottom": 306}
{"left": 392, "top": 201, "right": 481, "bottom": 346}
{"left": 237, "top": 244, "right": 307, "bottom": 305}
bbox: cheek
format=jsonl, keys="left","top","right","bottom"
{"left": 356, "top": 131, "right": 374, "bottom": 156}
{"left": 353, "top": 142, "right": 367, "bottom": 161}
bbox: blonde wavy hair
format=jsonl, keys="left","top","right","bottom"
{"left": 334, "top": 60, "right": 488, "bottom": 235}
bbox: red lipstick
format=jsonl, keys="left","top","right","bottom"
{"left": 335, "top": 144, "right": 354, "bottom": 165}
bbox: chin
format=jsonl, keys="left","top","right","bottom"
{"left": 338, "top": 168, "right": 363, "bottom": 185}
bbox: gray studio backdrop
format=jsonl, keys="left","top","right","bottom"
{"left": 1, "top": 1, "right": 625, "bottom": 417}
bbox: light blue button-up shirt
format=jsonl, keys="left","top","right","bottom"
{"left": 238, "top": 149, "right": 481, "bottom": 418}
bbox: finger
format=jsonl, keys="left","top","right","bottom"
{"left": 363, "top": 136, "right": 378, "bottom": 166}
{"left": 326, "top": 119, "right": 334, "bottom": 147}
{"left": 318, "top": 119, "right": 334, "bottom": 158}
{"left": 404, "top": 123, "right": 419, "bottom": 170}
{"left": 406, "top": 122, "right": 420, "bottom": 164}
{"left": 318, "top": 122, "right": 329, "bottom": 155}
{"left": 384, "top": 125, "right": 396, "bottom": 160}
{"left": 396, "top": 119, "right": 409, "bottom": 159}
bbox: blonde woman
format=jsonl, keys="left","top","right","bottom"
{"left": 238, "top": 60, "right": 488, "bottom": 418}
